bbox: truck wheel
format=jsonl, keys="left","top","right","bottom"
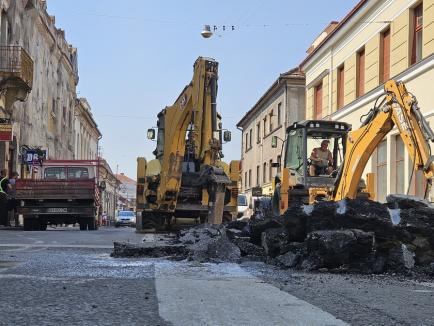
{"left": 79, "top": 221, "right": 87, "bottom": 230}
{"left": 23, "top": 218, "right": 32, "bottom": 231}
{"left": 87, "top": 218, "right": 97, "bottom": 230}
{"left": 39, "top": 222, "right": 47, "bottom": 231}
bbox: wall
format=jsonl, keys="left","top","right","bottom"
{"left": 302, "top": 0, "right": 434, "bottom": 200}
{"left": 0, "top": 0, "right": 78, "bottom": 175}
{"left": 238, "top": 72, "right": 305, "bottom": 204}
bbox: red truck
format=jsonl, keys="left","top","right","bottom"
{"left": 16, "top": 160, "right": 102, "bottom": 231}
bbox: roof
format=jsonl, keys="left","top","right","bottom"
{"left": 299, "top": 0, "right": 369, "bottom": 68}
{"left": 116, "top": 173, "right": 136, "bottom": 184}
{"left": 236, "top": 67, "right": 305, "bottom": 128}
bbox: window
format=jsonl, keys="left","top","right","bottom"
{"left": 269, "top": 110, "right": 273, "bottom": 132}
{"left": 248, "top": 169, "right": 252, "bottom": 188}
{"left": 44, "top": 167, "right": 66, "bottom": 180}
{"left": 269, "top": 159, "right": 273, "bottom": 182}
{"left": 263, "top": 116, "right": 267, "bottom": 136}
{"left": 63, "top": 106, "right": 67, "bottom": 123}
{"left": 249, "top": 129, "right": 252, "bottom": 149}
{"left": 314, "top": 83, "right": 323, "bottom": 119}
{"left": 244, "top": 172, "right": 247, "bottom": 188}
{"left": 67, "top": 167, "right": 90, "bottom": 180}
{"left": 277, "top": 103, "right": 282, "bottom": 125}
{"left": 256, "top": 123, "right": 261, "bottom": 143}
{"left": 380, "top": 28, "right": 391, "bottom": 83}
{"left": 409, "top": 152, "right": 427, "bottom": 198}
{"left": 395, "top": 136, "right": 405, "bottom": 194}
{"left": 245, "top": 133, "right": 248, "bottom": 152}
{"left": 337, "top": 65, "right": 345, "bottom": 109}
{"left": 263, "top": 162, "right": 266, "bottom": 183}
{"left": 411, "top": 3, "right": 423, "bottom": 65}
{"left": 376, "top": 141, "right": 387, "bottom": 202}
{"left": 357, "top": 48, "right": 365, "bottom": 97}
{"left": 256, "top": 165, "right": 260, "bottom": 186}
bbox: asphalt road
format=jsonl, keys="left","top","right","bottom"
{"left": 0, "top": 227, "right": 433, "bottom": 325}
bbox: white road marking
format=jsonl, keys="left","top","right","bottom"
{"left": 0, "top": 243, "right": 113, "bottom": 249}
{"left": 154, "top": 262, "right": 347, "bottom": 326}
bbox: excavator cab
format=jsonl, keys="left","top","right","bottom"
{"left": 273, "top": 120, "right": 351, "bottom": 206}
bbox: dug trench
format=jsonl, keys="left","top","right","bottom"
{"left": 112, "top": 195, "right": 434, "bottom": 276}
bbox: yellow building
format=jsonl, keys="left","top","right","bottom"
{"left": 301, "top": 0, "right": 434, "bottom": 202}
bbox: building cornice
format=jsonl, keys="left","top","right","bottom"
{"left": 236, "top": 69, "right": 305, "bottom": 128}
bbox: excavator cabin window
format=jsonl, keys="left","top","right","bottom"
{"left": 284, "top": 127, "right": 346, "bottom": 178}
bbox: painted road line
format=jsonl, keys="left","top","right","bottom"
{"left": 154, "top": 262, "right": 347, "bottom": 326}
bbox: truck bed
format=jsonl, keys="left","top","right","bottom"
{"left": 16, "top": 179, "right": 97, "bottom": 200}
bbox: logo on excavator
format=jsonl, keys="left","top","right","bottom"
{"left": 180, "top": 94, "right": 187, "bottom": 109}
{"left": 393, "top": 104, "right": 410, "bottom": 132}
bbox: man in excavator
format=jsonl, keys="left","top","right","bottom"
{"left": 309, "top": 139, "right": 333, "bottom": 176}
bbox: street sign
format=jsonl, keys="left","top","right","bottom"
{"left": 23, "top": 149, "right": 47, "bottom": 165}
{"left": 0, "top": 123, "right": 13, "bottom": 141}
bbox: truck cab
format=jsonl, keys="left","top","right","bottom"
{"left": 16, "top": 160, "right": 101, "bottom": 231}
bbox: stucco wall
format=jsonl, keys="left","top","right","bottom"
{"left": 0, "top": 0, "right": 78, "bottom": 174}
{"left": 303, "top": 0, "right": 434, "bottom": 200}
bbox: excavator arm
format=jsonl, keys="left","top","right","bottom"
{"left": 334, "top": 80, "right": 434, "bottom": 200}
{"left": 157, "top": 57, "right": 221, "bottom": 204}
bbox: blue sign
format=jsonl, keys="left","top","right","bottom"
{"left": 23, "top": 149, "right": 47, "bottom": 165}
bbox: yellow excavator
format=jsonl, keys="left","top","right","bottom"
{"left": 136, "top": 57, "right": 239, "bottom": 231}
{"left": 272, "top": 79, "right": 434, "bottom": 215}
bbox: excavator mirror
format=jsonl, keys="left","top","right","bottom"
{"left": 223, "top": 130, "right": 231, "bottom": 142}
{"left": 147, "top": 129, "right": 156, "bottom": 140}
{"left": 271, "top": 136, "right": 278, "bottom": 148}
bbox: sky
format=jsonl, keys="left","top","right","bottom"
{"left": 47, "top": 0, "right": 359, "bottom": 178}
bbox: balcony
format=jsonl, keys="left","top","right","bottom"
{"left": 0, "top": 46, "right": 34, "bottom": 91}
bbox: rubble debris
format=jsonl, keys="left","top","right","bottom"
{"left": 386, "top": 194, "right": 433, "bottom": 210}
{"left": 111, "top": 242, "right": 187, "bottom": 258}
{"left": 112, "top": 197, "right": 434, "bottom": 275}
{"left": 261, "top": 227, "right": 288, "bottom": 258}
{"left": 276, "top": 251, "right": 300, "bottom": 268}
{"left": 232, "top": 238, "right": 265, "bottom": 258}
{"left": 305, "top": 229, "right": 374, "bottom": 269}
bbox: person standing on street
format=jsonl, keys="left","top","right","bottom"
{"left": 0, "top": 169, "right": 11, "bottom": 226}
{"left": 8, "top": 172, "right": 19, "bottom": 226}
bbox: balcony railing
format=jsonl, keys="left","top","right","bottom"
{"left": 0, "top": 46, "right": 34, "bottom": 90}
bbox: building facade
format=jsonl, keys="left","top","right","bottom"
{"left": 301, "top": 0, "right": 434, "bottom": 201}
{"left": 98, "top": 158, "right": 117, "bottom": 222}
{"left": 116, "top": 173, "right": 136, "bottom": 211}
{"left": 0, "top": 0, "right": 78, "bottom": 177}
{"left": 74, "top": 98, "right": 101, "bottom": 160}
{"left": 237, "top": 68, "right": 305, "bottom": 203}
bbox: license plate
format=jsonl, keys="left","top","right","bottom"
{"left": 47, "top": 208, "right": 68, "bottom": 213}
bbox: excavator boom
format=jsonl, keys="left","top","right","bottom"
{"left": 334, "top": 80, "right": 434, "bottom": 200}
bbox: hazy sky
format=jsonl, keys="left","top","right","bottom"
{"left": 47, "top": 0, "right": 359, "bottom": 178}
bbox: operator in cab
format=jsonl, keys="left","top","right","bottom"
{"left": 309, "top": 139, "right": 333, "bottom": 176}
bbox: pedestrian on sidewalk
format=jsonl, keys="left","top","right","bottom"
{"left": 8, "top": 171, "right": 19, "bottom": 226}
{"left": 0, "top": 169, "right": 11, "bottom": 226}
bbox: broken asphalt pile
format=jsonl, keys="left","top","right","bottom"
{"left": 112, "top": 195, "right": 434, "bottom": 275}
